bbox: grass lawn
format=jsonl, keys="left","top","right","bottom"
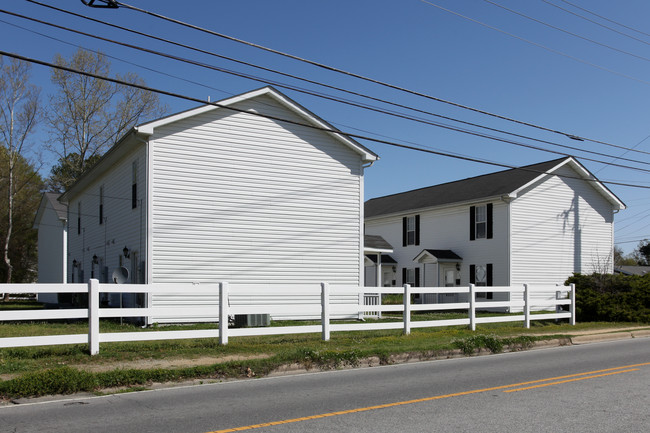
{"left": 0, "top": 301, "right": 644, "bottom": 399}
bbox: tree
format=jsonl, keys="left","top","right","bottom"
{"left": 0, "top": 147, "right": 42, "bottom": 285}
{"left": 632, "top": 239, "right": 650, "bottom": 266}
{"left": 46, "top": 48, "right": 164, "bottom": 188}
{"left": 614, "top": 245, "right": 637, "bottom": 267}
{"left": 0, "top": 57, "right": 39, "bottom": 289}
{"left": 47, "top": 153, "right": 102, "bottom": 193}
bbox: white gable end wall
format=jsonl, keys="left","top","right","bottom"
{"left": 149, "top": 95, "right": 364, "bottom": 286}
{"left": 510, "top": 165, "right": 615, "bottom": 287}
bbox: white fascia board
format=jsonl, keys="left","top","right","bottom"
{"left": 512, "top": 157, "right": 626, "bottom": 210}
{"left": 364, "top": 247, "right": 394, "bottom": 254}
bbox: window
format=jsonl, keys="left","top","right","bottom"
{"left": 99, "top": 186, "right": 104, "bottom": 225}
{"left": 475, "top": 205, "right": 486, "bottom": 239}
{"left": 132, "top": 160, "right": 138, "bottom": 209}
{"left": 402, "top": 267, "right": 420, "bottom": 287}
{"left": 77, "top": 202, "right": 81, "bottom": 235}
{"left": 402, "top": 215, "right": 420, "bottom": 246}
{"left": 470, "top": 204, "right": 493, "bottom": 240}
{"left": 470, "top": 264, "right": 493, "bottom": 299}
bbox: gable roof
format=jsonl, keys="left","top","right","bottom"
{"left": 61, "top": 86, "right": 378, "bottom": 203}
{"left": 135, "top": 86, "right": 378, "bottom": 163}
{"left": 365, "top": 157, "right": 625, "bottom": 218}
{"left": 33, "top": 192, "right": 67, "bottom": 229}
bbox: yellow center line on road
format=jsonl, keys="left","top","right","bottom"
{"left": 504, "top": 368, "right": 639, "bottom": 392}
{"left": 208, "top": 362, "right": 650, "bottom": 433}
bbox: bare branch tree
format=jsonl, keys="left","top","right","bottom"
{"left": 0, "top": 56, "right": 39, "bottom": 291}
{"left": 46, "top": 48, "right": 165, "bottom": 190}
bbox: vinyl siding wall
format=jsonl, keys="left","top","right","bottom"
{"left": 66, "top": 145, "right": 147, "bottom": 292}
{"left": 365, "top": 200, "right": 509, "bottom": 290}
{"left": 148, "top": 96, "right": 363, "bottom": 320}
{"left": 510, "top": 165, "right": 615, "bottom": 287}
{"left": 36, "top": 205, "right": 66, "bottom": 304}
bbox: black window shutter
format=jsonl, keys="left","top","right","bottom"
{"left": 402, "top": 217, "right": 407, "bottom": 247}
{"left": 132, "top": 183, "right": 137, "bottom": 209}
{"left": 469, "top": 206, "right": 476, "bottom": 240}
{"left": 415, "top": 267, "right": 420, "bottom": 287}
{"left": 415, "top": 215, "right": 420, "bottom": 246}
{"left": 487, "top": 203, "right": 493, "bottom": 239}
{"left": 469, "top": 264, "right": 476, "bottom": 284}
{"left": 487, "top": 263, "right": 493, "bottom": 286}
{"left": 402, "top": 268, "right": 407, "bottom": 285}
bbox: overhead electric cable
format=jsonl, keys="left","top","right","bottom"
{"left": 553, "top": 0, "right": 650, "bottom": 39}
{"left": 542, "top": 0, "right": 650, "bottom": 47}
{"left": 21, "top": 2, "right": 650, "bottom": 161}
{"left": 70, "top": 0, "right": 647, "bottom": 155}
{"left": 9, "top": 9, "right": 650, "bottom": 170}
{"left": 483, "top": 0, "right": 650, "bottom": 63}
{"left": 3, "top": 49, "right": 648, "bottom": 190}
{"left": 420, "top": 1, "right": 650, "bottom": 86}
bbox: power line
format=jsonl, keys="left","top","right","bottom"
{"left": 73, "top": 0, "right": 650, "bottom": 156}
{"left": 3, "top": 49, "right": 649, "bottom": 191}
{"left": 10, "top": 6, "right": 650, "bottom": 171}
{"left": 542, "top": 0, "right": 650, "bottom": 47}
{"left": 421, "top": 0, "right": 650, "bottom": 86}
{"left": 483, "top": 0, "right": 650, "bottom": 64}
{"left": 552, "top": 0, "right": 650, "bottom": 40}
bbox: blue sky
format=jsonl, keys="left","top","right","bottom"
{"left": 2, "top": 0, "right": 649, "bottom": 254}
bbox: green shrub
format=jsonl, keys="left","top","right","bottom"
{"left": 566, "top": 273, "right": 650, "bottom": 323}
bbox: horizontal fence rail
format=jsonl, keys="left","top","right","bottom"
{"left": 0, "top": 281, "right": 575, "bottom": 355}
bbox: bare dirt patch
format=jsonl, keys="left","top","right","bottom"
{"left": 71, "top": 354, "right": 272, "bottom": 373}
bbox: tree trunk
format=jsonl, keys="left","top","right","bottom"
{"left": 3, "top": 155, "right": 13, "bottom": 300}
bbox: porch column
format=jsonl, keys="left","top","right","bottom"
{"left": 375, "top": 252, "right": 382, "bottom": 287}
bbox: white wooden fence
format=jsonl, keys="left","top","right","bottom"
{"left": 0, "top": 281, "right": 575, "bottom": 355}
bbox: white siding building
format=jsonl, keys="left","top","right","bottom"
{"left": 364, "top": 158, "right": 625, "bottom": 305}
{"left": 54, "top": 87, "right": 377, "bottom": 322}
{"left": 33, "top": 192, "right": 67, "bottom": 305}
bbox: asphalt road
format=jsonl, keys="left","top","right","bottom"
{"left": 1, "top": 338, "right": 648, "bottom": 433}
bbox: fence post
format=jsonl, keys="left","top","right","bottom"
{"left": 570, "top": 283, "right": 576, "bottom": 325}
{"left": 469, "top": 283, "right": 476, "bottom": 331}
{"left": 219, "top": 282, "right": 229, "bottom": 345}
{"left": 88, "top": 279, "right": 100, "bottom": 355}
{"left": 321, "top": 282, "right": 330, "bottom": 341}
{"left": 523, "top": 284, "right": 530, "bottom": 329}
{"left": 403, "top": 284, "right": 411, "bottom": 335}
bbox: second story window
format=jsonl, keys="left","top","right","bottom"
{"left": 475, "top": 205, "right": 486, "bottom": 239}
{"left": 77, "top": 201, "right": 81, "bottom": 235}
{"left": 402, "top": 215, "right": 420, "bottom": 246}
{"left": 470, "top": 203, "right": 493, "bottom": 240}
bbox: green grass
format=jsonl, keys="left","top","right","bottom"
{"left": 0, "top": 308, "right": 644, "bottom": 399}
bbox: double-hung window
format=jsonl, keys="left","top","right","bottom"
{"left": 402, "top": 215, "right": 420, "bottom": 246}
{"left": 402, "top": 267, "right": 420, "bottom": 287}
{"left": 470, "top": 203, "right": 493, "bottom": 240}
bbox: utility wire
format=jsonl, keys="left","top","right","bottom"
{"left": 542, "top": 0, "right": 650, "bottom": 47}
{"left": 553, "top": 0, "right": 650, "bottom": 40}
{"left": 483, "top": 0, "right": 650, "bottom": 64}
{"left": 9, "top": 11, "right": 650, "bottom": 171}
{"left": 73, "top": 0, "right": 648, "bottom": 155}
{"left": 23, "top": 3, "right": 650, "bottom": 162}
{"left": 3, "top": 49, "right": 648, "bottom": 191}
{"left": 421, "top": 1, "right": 650, "bottom": 88}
